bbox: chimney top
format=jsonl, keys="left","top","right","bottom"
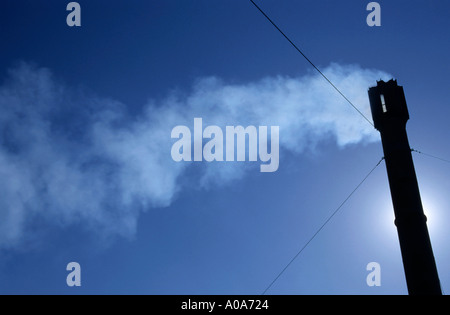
{"left": 368, "top": 79, "right": 410, "bottom": 131}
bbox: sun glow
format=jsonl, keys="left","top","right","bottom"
{"left": 372, "top": 193, "right": 445, "bottom": 248}
{"left": 422, "top": 196, "right": 443, "bottom": 239}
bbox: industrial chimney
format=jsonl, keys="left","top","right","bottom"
{"left": 368, "top": 80, "right": 441, "bottom": 295}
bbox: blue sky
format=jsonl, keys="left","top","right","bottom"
{"left": 0, "top": 0, "right": 449, "bottom": 294}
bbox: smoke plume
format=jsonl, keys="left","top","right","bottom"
{"left": 0, "top": 62, "right": 390, "bottom": 248}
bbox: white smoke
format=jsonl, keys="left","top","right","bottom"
{"left": 0, "top": 62, "right": 391, "bottom": 248}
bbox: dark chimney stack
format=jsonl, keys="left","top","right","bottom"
{"left": 368, "top": 80, "right": 441, "bottom": 295}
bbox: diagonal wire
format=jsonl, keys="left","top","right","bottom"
{"left": 411, "top": 148, "right": 450, "bottom": 164}
{"left": 249, "top": 0, "right": 374, "bottom": 127}
{"left": 262, "top": 157, "right": 385, "bottom": 295}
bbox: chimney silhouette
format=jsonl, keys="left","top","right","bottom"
{"left": 368, "top": 80, "right": 441, "bottom": 295}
